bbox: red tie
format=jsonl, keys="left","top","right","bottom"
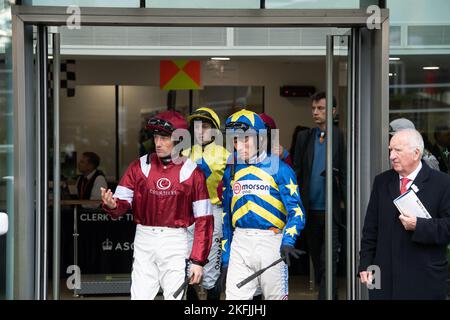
{"left": 400, "top": 177, "right": 411, "bottom": 195}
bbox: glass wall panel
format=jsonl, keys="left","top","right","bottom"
{"left": 145, "top": 0, "right": 359, "bottom": 9}
{"left": 0, "top": 0, "right": 13, "bottom": 301}
{"left": 31, "top": 0, "right": 139, "bottom": 7}
{"left": 388, "top": 0, "right": 450, "bottom": 298}
{"left": 52, "top": 22, "right": 353, "bottom": 299}
{"left": 388, "top": 0, "right": 450, "bottom": 176}
{"left": 266, "top": 0, "right": 359, "bottom": 9}
{"left": 30, "top": 0, "right": 363, "bottom": 9}
{"left": 146, "top": 0, "right": 259, "bottom": 9}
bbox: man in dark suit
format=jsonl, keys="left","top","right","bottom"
{"left": 429, "top": 124, "right": 450, "bottom": 174}
{"left": 359, "top": 128, "right": 450, "bottom": 299}
{"left": 293, "top": 91, "right": 345, "bottom": 300}
{"left": 76, "top": 152, "right": 107, "bottom": 202}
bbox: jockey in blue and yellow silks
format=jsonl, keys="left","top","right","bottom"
{"left": 219, "top": 109, "right": 306, "bottom": 300}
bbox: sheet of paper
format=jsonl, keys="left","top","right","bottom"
{"left": 393, "top": 190, "right": 431, "bottom": 219}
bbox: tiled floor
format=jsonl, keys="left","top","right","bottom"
{"left": 56, "top": 276, "right": 348, "bottom": 300}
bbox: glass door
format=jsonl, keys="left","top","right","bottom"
{"left": 12, "top": 6, "right": 389, "bottom": 300}
{"left": 325, "top": 31, "right": 355, "bottom": 300}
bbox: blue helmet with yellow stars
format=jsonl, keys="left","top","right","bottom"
{"left": 225, "top": 109, "right": 266, "bottom": 133}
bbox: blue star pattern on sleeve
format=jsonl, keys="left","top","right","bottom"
{"left": 220, "top": 154, "right": 306, "bottom": 267}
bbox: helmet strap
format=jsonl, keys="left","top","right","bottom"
{"left": 159, "top": 155, "right": 172, "bottom": 164}
{"left": 201, "top": 137, "right": 215, "bottom": 148}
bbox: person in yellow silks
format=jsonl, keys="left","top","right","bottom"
{"left": 184, "top": 107, "right": 230, "bottom": 300}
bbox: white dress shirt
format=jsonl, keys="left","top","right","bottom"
{"left": 398, "top": 161, "right": 422, "bottom": 191}
{"left": 77, "top": 169, "right": 108, "bottom": 208}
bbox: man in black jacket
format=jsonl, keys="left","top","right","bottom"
{"left": 359, "top": 128, "right": 450, "bottom": 299}
{"left": 429, "top": 124, "right": 450, "bottom": 174}
{"left": 293, "top": 91, "right": 345, "bottom": 300}
{"left": 76, "top": 151, "right": 107, "bottom": 202}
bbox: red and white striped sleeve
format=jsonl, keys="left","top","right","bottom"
{"left": 189, "top": 167, "right": 214, "bottom": 266}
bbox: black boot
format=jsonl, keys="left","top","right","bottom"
{"left": 206, "top": 286, "right": 221, "bottom": 300}
{"left": 186, "top": 285, "right": 199, "bottom": 300}
{"left": 252, "top": 294, "right": 263, "bottom": 300}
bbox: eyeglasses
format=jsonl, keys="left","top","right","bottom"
{"left": 148, "top": 118, "right": 174, "bottom": 132}
{"left": 225, "top": 121, "right": 250, "bottom": 132}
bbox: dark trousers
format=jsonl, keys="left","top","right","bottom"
{"left": 305, "top": 211, "right": 340, "bottom": 300}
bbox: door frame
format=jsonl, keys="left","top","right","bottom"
{"left": 11, "top": 5, "right": 390, "bottom": 300}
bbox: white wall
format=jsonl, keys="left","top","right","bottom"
{"left": 75, "top": 58, "right": 325, "bottom": 141}
{"left": 60, "top": 85, "right": 115, "bottom": 180}
{"left": 119, "top": 86, "right": 190, "bottom": 174}
{"left": 207, "top": 59, "right": 325, "bottom": 147}
{"left": 61, "top": 57, "right": 332, "bottom": 178}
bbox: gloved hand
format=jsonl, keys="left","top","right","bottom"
{"left": 215, "top": 266, "right": 228, "bottom": 294}
{"left": 280, "top": 245, "right": 305, "bottom": 267}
